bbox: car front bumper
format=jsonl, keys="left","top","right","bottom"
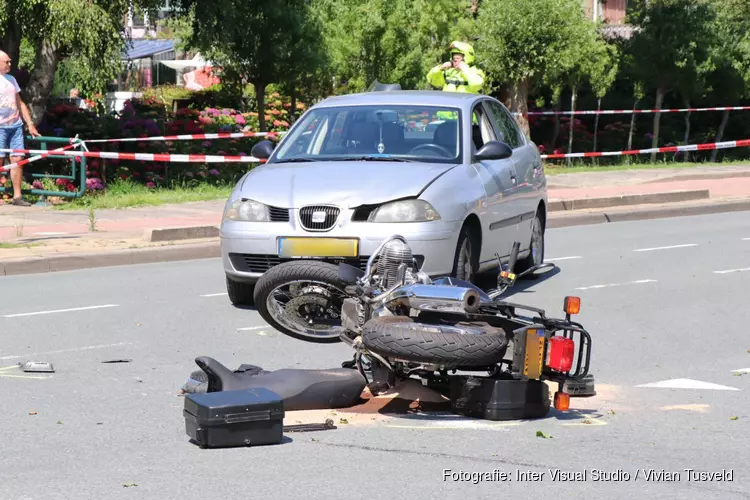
{"left": 220, "top": 216, "right": 463, "bottom": 283}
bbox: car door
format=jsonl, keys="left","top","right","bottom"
{"left": 485, "top": 99, "right": 539, "bottom": 249}
{"left": 468, "top": 100, "right": 522, "bottom": 264}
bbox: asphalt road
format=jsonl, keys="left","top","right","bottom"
{"left": 1, "top": 211, "right": 748, "bottom": 500}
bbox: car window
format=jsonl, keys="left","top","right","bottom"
{"left": 470, "top": 102, "right": 497, "bottom": 152}
{"left": 270, "top": 105, "right": 463, "bottom": 164}
{"left": 486, "top": 101, "right": 524, "bottom": 149}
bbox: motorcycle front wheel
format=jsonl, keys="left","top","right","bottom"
{"left": 253, "top": 260, "right": 351, "bottom": 343}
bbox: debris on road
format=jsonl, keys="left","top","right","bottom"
{"left": 101, "top": 359, "right": 132, "bottom": 364}
{"left": 21, "top": 361, "right": 55, "bottom": 373}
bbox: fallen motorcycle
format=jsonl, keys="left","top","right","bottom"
{"left": 250, "top": 235, "right": 593, "bottom": 419}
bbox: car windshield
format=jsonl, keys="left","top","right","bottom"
{"left": 269, "top": 104, "right": 462, "bottom": 164}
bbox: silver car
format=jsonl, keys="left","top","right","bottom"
{"left": 220, "top": 90, "right": 548, "bottom": 305}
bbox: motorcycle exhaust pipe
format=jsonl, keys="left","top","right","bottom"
{"left": 384, "top": 284, "right": 481, "bottom": 314}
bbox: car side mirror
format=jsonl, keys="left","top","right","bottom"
{"left": 250, "top": 140, "right": 275, "bottom": 160}
{"left": 475, "top": 140, "right": 513, "bottom": 161}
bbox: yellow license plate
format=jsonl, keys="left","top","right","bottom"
{"left": 523, "top": 329, "right": 546, "bottom": 379}
{"left": 277, "top": 237, "right": 359, "bottom": 258}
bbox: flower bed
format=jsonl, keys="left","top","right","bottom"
{"left": 33, "top": 91, "right": 303, "bottom": 196}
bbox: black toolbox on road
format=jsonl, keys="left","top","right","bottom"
{"left": 184, "top": 388, "right": 285, "bottom": 448}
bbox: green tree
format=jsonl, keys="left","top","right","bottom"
{"left": 474, "top": 0, "right": 602, "bottom": 137}
{"left": 0, "top": 0, "right": 163, "bottom": 122}
{"left": 174, "top": 0, "right": 325, "bottom": 131}
{"left": 624, "top": 0, "right": 718, "bottom": 161}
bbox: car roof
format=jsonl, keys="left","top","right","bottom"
{"left": 313, "top": 90, "right": 487, "bottom": 111}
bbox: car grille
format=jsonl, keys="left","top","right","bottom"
{"left": 230, "top": 254, "right": 372, "bottom": 274}
{"left": 229, "top": 254, "right": 425, "bottom": 274}
{"left": 268, "top": 206, "right": 290, "bottom": 222}
{"left": 298, "top": 205, "right": 340, "bottom": 231}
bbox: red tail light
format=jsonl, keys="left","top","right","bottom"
{"left": 546, "top": 336, "right": 575, "bottom": 373}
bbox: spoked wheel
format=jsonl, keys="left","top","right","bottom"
{"left": 254, "top": 261, "right": 351, "bottom": 343}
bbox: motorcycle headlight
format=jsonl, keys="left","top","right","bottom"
{"left": 368, "top": 199, "right": 441, "bottom": 223}
{"left": 224, "top": 199, "right": 270, "bottom": 222}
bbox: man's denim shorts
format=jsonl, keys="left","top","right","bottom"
{"left": 0, "top": 126, "right": 25, "bottom": 158}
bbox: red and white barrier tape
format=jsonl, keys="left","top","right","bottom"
{"left": 0, "top": 148, "right": 264, "bottom": 163}
{"left": 540, "top": 138, "right": 750, "bottom": 159}
{"left": 517, "top": 105, "right": 750, "bottom": 117}
{"left": 1, "top": 142, "right": 84, "bottom": 172}
{"left": 84, "top": 131, "right": 285, "bottom": 144}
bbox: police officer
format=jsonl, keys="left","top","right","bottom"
{"left": 426, "top": 41, "right": 485, "bottom": 94}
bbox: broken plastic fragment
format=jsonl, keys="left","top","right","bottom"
{"left": 21, "top": 361, "right": 55, "bottom": 373}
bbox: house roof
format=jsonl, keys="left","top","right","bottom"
{"left": 122, "top": 39, "right": 175, "bottom": 60}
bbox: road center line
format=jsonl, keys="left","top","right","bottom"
{"left": 576, "top": 279, "right": 657, "bottom": 291}
{"left": 545, "top": 256, "right": 582, "bottom": 261}
{"left": 634, "top": 244, "right": 698, "bottom": 252}
{"left": 713, "top": 267, "right": 750, "bottom": 274}
{"left": 200, "top": 293, "right": 228, "bottom": 297}
{"left": 2, "top": 304, "right": 119, "bottom": 318}
{"left": 0, "top": 342, "right": 134, "bottom": 360}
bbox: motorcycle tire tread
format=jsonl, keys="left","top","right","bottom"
{"left": 253, "top": 260, "right": 349, "bottom": 344}
{"left": 361, "top": 316, "right": 509, "bottom": 367}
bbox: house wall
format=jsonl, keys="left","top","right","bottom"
{"left": 582, "top": 0, "right": 628, "bottom": 25}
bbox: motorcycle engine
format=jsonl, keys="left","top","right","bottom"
{"left": 376, "top": 238, "right": 418, "bottom": 288}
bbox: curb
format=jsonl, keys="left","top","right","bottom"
{"left": 547, "top": 198, "right": 750, "bottom": 228}
{"left": 144, "top": 225, "right": 219, "bottom": 242}
{"left": 0, "top": 241, "right": 220, "bottom": 276}
{"left": 548, "top": 189, "right": 709, "bottom": 211}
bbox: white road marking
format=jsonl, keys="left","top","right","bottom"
{"left": 2, "top": 304, "right": 119, "bottom": 318}
{"left": 200, "top": 292, "right": 228, "bottom": 297}
{"left": 0, "top": 342, "right": 134, "bottom": 360}
{"left": 0, "top": 373, "right": 52, "bottom": 380}
{"left": 575, "top": 279, "right": 657, "bottom": 291}
{"left": 635, "top": 378, "right": 740, "bottom": 391}
{"left": 545, "top": 256, "right": 582, "bottom": 261}
{"left": 732, "top": 368, "right": 750, "bottom": 374}
{"left": 237, "top": 326, "right": 267, "bottom": 332}
{"left": 713, "top": 267, "right": 750, "bottom": 274}
{"left": 634, "top": 243, "right": 698, "bottom": 252}
{"left": 742, "top": 237, "right": 750, "bottom": 241}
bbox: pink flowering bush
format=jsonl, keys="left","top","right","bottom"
{"left": 35, "top": 91, "right": 304, "bottom": 192}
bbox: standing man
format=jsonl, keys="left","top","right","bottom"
{"left": 0, "top": 50, "right": 40, "bottom": 206}
{"left": 426, "top": 41, "right": 485, "bottom": 94}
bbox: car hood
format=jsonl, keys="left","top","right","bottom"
{"left": 238, "top": 161, "right": 459, "bottom": 208}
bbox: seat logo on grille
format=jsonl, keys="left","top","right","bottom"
{"left": 312, "top": 211, "right": 327, "bottom": 223}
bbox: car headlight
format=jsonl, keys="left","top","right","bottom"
{"left": 224, "top": 199, "right": 270, "bottom": 222}
{"left": 368, "top": 199, "right": 441, "bottom": 223}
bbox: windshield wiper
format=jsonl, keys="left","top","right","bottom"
{"left": 334, "top": 156, "right": 414, "bottom": 162}
{"left": 276, "top": 158, "right": 317, "bottom": 163}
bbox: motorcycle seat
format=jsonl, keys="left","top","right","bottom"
{"left": 193, "top": 356, "right": 367, "bottom": 412}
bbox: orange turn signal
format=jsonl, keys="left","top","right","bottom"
{"left": 563, "top": 296, "right": 581, "bottom": 315}
{"left": 554, "top": 391, "right": 570, "bottom": 411}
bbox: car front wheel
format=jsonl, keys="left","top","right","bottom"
{"left": 226, "top": 275, "right": 256, "bottom": 306}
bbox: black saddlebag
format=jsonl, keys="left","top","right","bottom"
{"left": 184, "top": 387, "right": 284, "bottom": 448}
{"left": 449, "top": 376, "right": 551, "bottom": 421}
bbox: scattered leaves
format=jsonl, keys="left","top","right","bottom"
{"left": 123, "top": 483, "right": 138, "bottom": 488}
{"left": 582, "top": 419, "right": 592, "bottom": 424}
{"left": 536, "top": 430, "right": 552, "bottom": 438}
{"left": 311, "top": 437, "right": 319, "bottom": 442}
{"left": 730, "top": 416, "right": 739, "bottom": 421}
{"left": 339, "top": 418, "right": 349, "bottom": 424}
{"left": 607, "top": 409, "right": 616, "bottom": 415}
{"left": 28, "top": 411, "right": 37, "bottom": 416}
{"left": 57, "top": 420, "right": 62, "bottom": 425}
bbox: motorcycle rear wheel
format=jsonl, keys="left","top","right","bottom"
{"left": 361, "top": 316, "right": 509, "bottom": 367}
{"left": 254, "top": 260, "right": 350, "bottom": 343}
